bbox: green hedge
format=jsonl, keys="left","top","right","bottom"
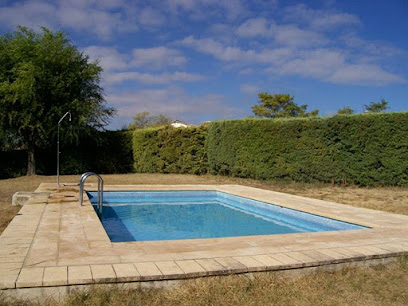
{"left": 207, "top": 113, "right": 408, "bottom": 186}
{"left": 133, "top": 125, "right": 208, "bottom": 175}
{"left": 5, "top": 112, "right": 407, "bottom": 186}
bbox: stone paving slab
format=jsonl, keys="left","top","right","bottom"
{"left": 1, "top": 183, "right": 408, "bottom": 291}
{"left": 134, "top": 262, "right": 163, "bottom": 281}
{"left": 91, "top": 265, "right": 116, "bottom": 283}
{"left": 194, "top": 258, "right": 227, "bottom": 275}
{"left": 251, "top": 254, "right": 282, "bottom": 268}
{"left": 43, "top": 267, "right": 68, "bottom": 286}
{"left": 175, "top": 260, "right": 206, "bottom": 276}
{"left": 214, "top": 257, "right": 247, "bottom": 273}
{"left": 113, "top": 263, "right": 140, "bottom": 282}
{"left": 16, "top": 268, "right": 44, "bottom": 288}
{"left": 68, "top": 266, "right": 92, "bottom": 285}
{"left": 233, "top": 256, "right": 265, "bottom": 272}
{"left": 155, "top": 261, "right": 185, "bottom": 279}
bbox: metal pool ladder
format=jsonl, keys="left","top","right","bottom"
{"left": 79, "top": 172, "right": 104, "bottom": 215}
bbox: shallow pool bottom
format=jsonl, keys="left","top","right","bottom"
{"left": 87, "top": 190, "right": 367, "bottom": 242}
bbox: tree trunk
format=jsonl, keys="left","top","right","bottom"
{"left": 26, "top": 145, "right": 36, "bottom": 176}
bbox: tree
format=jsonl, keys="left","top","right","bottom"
{"left": 364, "top": 99, "right": 389, "bottom": 113}
{"left": 337, "top": 106, "right": 355, "bottom": 115}
{"left": 128, "top": 111, "right": 172, "bottom": 129}
{"left": 252, "top": 93, "right": 319, "bottom": 118}
{"left": 0, "top": 27, "right": 115, "bottom": 175}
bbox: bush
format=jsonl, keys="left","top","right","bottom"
{"left": 0, "top": 130, "right": 134, "bottom": 178}
{"left": 0, "top": 150, "right": 27, "bottom": 179}
{"left": 133, "top": 126, "right": 208, "bottom": 175}
{"left": 207, "top": 113, "right": 408, "bottom": 186}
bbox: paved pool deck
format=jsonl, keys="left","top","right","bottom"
{"left": 1, "top": 183, "right": 408, "bottom": 297}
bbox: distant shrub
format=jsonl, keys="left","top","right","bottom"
{"left": 133, "top": 126, "right": 208, "bottom": 175}
{"left": 0, "top": 150, "right": 27, "bottom": 179}
{"left": 0, "top": 130, "right": 134, "bottom": 178}
{"left": 52, "top": 130, "right": 134, "bottom": 175}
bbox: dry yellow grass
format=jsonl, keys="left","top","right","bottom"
{"left": 1, "top": 173, "right": 408, "bottom": 305}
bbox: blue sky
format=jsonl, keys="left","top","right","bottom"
{"left": 1, "top": 0, "right": 407, "bottom": 129}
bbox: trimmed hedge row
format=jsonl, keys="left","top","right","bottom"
{"left": 6, "top": 112, "right": 405, "bottom": 186}
{"left": 133, "top": 125, "right": 208, "bottom": 175}
{"left": 0, "top": 130, "right": 133, "bottom": 179}
{"left": 207, "top": 113, "right": 408, "bottom": 186}
{"left": 131, "top": 113, "right": 408, "bottom": 186}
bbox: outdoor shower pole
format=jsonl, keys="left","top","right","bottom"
{"left": 57, "top": 112, "right": 71, "bottom": 186}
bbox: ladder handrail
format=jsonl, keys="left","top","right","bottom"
{"left": 79, "top": 172, "right": 104, "bottom": 215}
{"left": 78, "top": 172, "right": 93, "bottom": 206}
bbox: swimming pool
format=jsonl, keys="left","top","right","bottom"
{"left": 87, "top": 190, "right": 367, "bottom": 242}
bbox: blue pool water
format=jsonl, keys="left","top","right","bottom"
{"left": 87, "top": 191, "right": 367, "bottom": 242}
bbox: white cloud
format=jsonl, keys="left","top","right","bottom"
{"left": 0, "top": 0, "right": 404, "bottom": 90}
{"left": 107, "top": 87, "right": 243, "bottom": 124}
{"left": 272, "top": 24, "right": 327, "bottom": 47}
{"left": 105, "top": 71, "right": 205, "bottom": 85}
{"left": 0, "top": 1, "right": 57, "bottom": 30}
{"left": 165, "top": 0, "right": 247, "bottom": 21}
{"left": 340, "top": 33, "right": 406, "bottom": 60}
{"left": 82, "top": 46, "right": 129, "bottom": 71}
{"left": 240, "top": 84, "right": 260, "bottom": 95}
{"left": 180, "top": 36, "right": 294, "bottom": 64}
{"left": 180, "top": 36, "right": 243, "bottom": 61}
{"left": 272, "top": 49, "right": 405, "bottom": 86}
{"left": 180, "top": 36, "right": 293, "bottom": 63}
{"left": 236, "top": 18, "right": 327, "bottom": 47}
{"left": 131, "top": 47, "right": 187, "bottom": 69}
{"left": 238, "top": 68, "right": 255, "bottom": 75}
{"left": 138, "top": 7, "right": 166, "bottom": 26}
{"left": 328, "top": 64, "right": 405, "bottom": 85}
{"left": 0, "top": 0, "right": 138, "bottom": 40}
{"left": 236, "top": 18, "right": 269, "bottom": 37}
{"left": 57, "top": 0, "right": 126, "bottom": 9}
{"left": 285, "top": 4, "right": 361, "bottom": 29}
{"left": 182, "top": 36, "right": 405, "bottom": 86}
{"left": 56, "top": 6, "right": 135, "bottom": 40}
{"left": 80, "top": 46, "right": 197, "bottom": 86}
{"left": 275, "top": 49, "right": 345, "bottom": 79}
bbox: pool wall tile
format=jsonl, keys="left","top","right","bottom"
{"left": 88, "top": 190, "right": 367, "bottom": 242}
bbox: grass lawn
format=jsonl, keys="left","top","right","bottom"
{"left": 1, "top": 173, "right": 408, "bottom": 305}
